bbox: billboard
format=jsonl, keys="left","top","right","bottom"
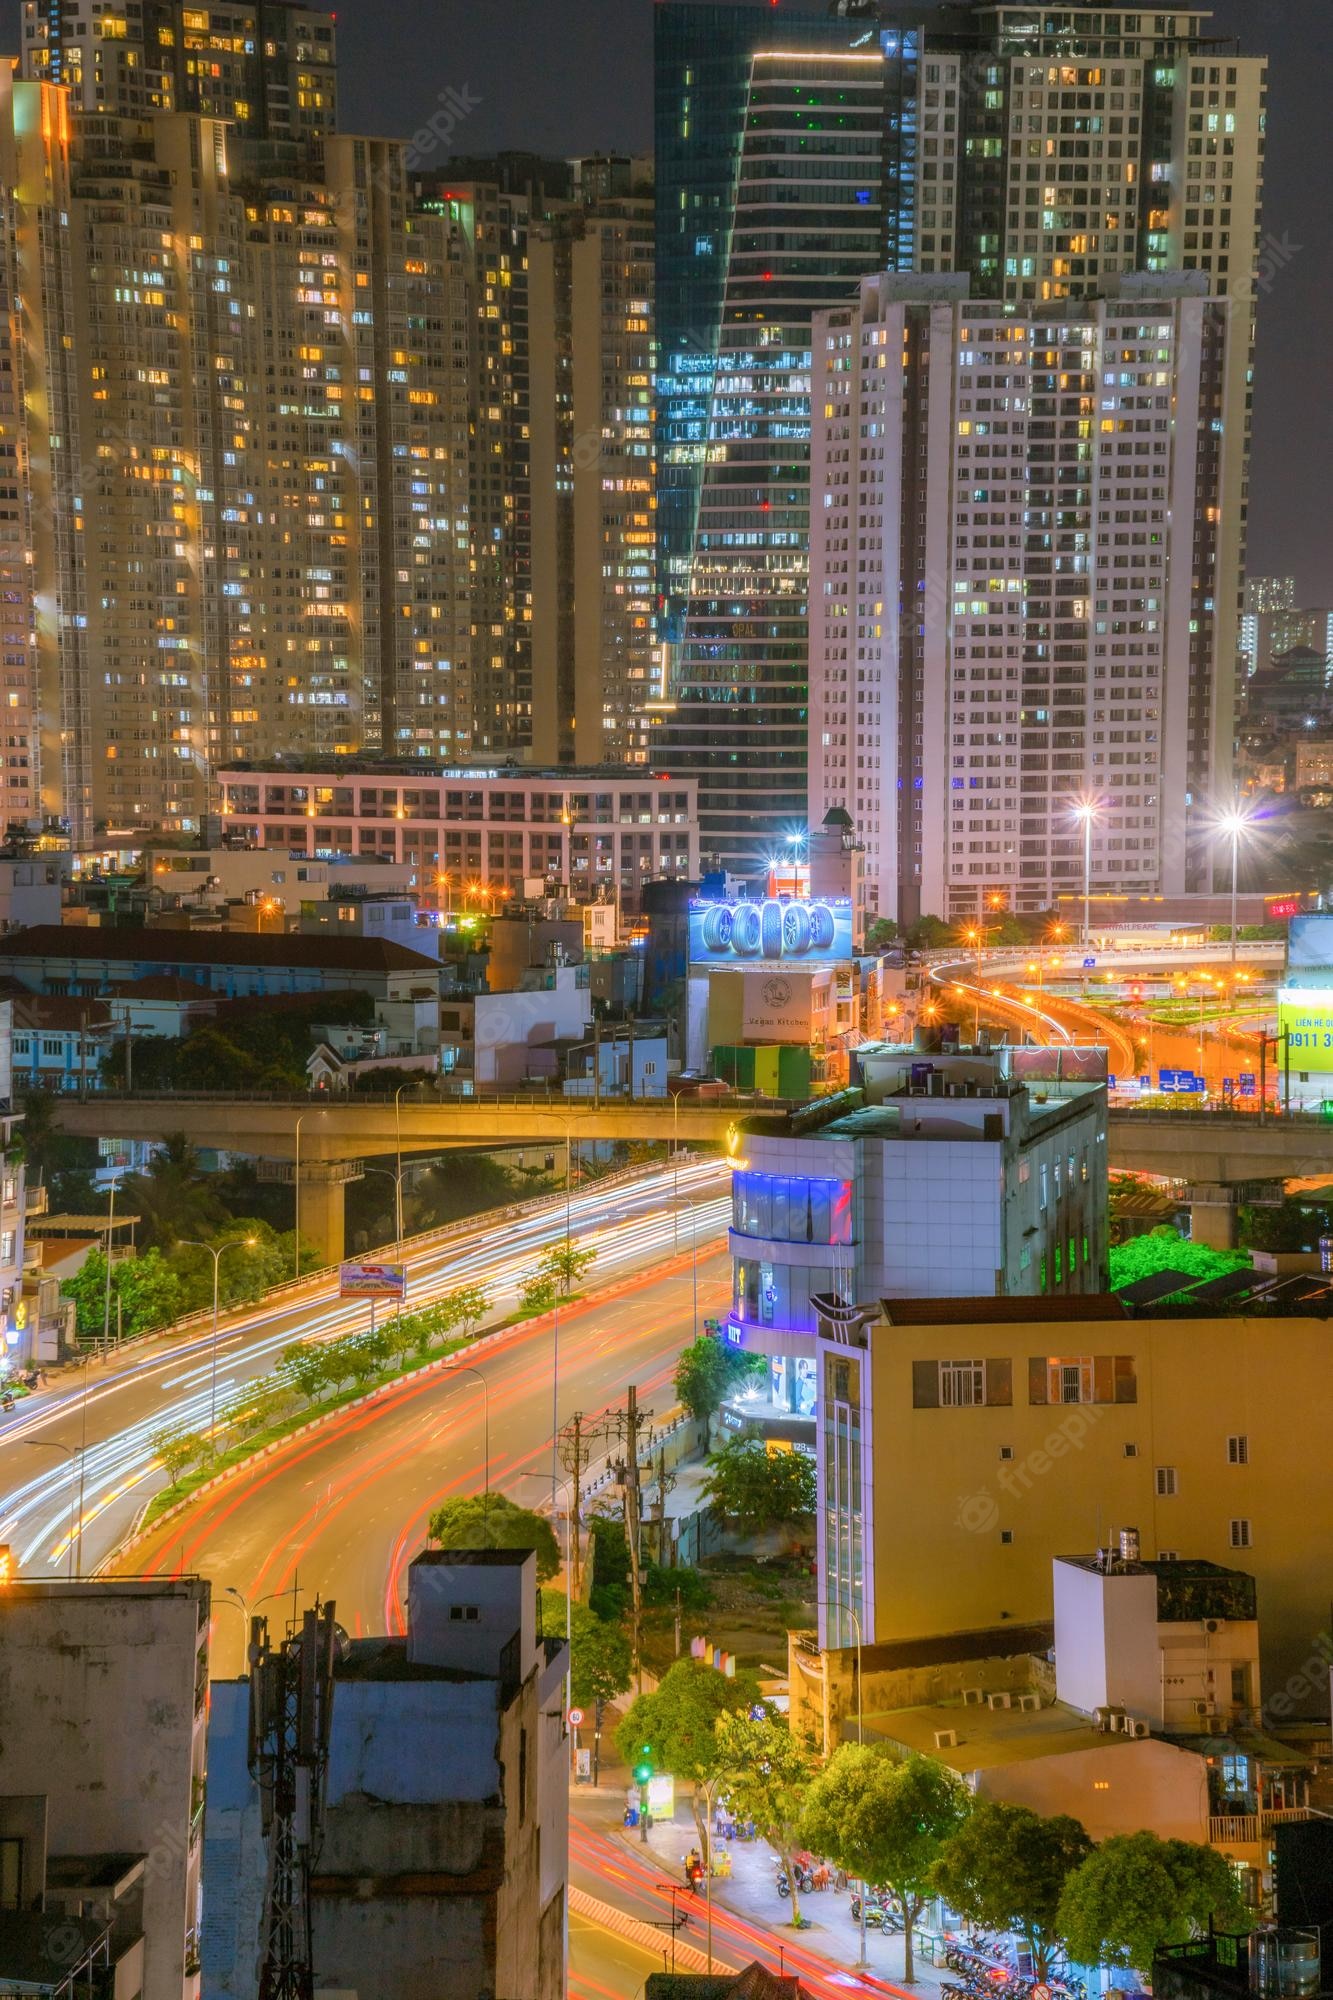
{"left": 1002, "top": 1046, "right": 1109, "bottom": 1084}
{"left": 339, "top": 1261, "right": 407, "bottom": 1301}
{"left": 688, "top": 897, "right": 853, "bottom": 967}
{"left": 1278, "top": 991, "right": 1333, "bottom": 1069}
{"left": 1285, "top": 915, "right": 1333, "bottom": 983}
{"left": 739, "top": 969, "right": 817, "bottom": 1040}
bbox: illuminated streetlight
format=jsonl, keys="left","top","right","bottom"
{"left": 1214, "top": 801, "right": 1258, "bottom": 968}
{"left": 1069, "top": 799, "right": 1102, "bottom": 951}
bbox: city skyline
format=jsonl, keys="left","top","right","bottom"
{"left": 263, "top": 0, "right": 1325, "bottom": 609}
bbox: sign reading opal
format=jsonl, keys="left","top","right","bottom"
{"left": 688, "top": 897, "right": 853, "bottom": 966}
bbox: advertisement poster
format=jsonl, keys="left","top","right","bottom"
{"left": 1277, "top": 992, "right": 1333, "bottom": 1068}
{"left": 688, "top": 897, "right": 854, "bottom": 967}
{"left": 338, "top": 1262, "right": 408, "bottom": 1301}
{"left": 740, "top": 970, "right": 816, "bottom": 1041}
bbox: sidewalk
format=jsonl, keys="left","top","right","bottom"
{"left": 596, "top": 1784, "right": 955, "bottom": 1996}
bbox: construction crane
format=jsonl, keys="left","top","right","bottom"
{"left": 247, "top": 1600, "right": 339, "bottom": 2000}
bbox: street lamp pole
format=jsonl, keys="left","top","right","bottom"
{"left": 100, "top": 1173, "right": 123, "bottom": 1357}
{"left": 443, "top": 1360, "right": 490, "bottom": 1497}
{"left": 178, "top": 1237, "right": 256, "bottom": 1447}
{"left": 293, "top": 1113, "right": 305, "bottom": 1280}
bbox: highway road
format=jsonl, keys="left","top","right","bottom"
{"left": 0, "top": 1157, "right": 729, "bottom": 1582}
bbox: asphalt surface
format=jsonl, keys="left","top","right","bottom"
{"left": 0, "top": 1158, "right": 729, "bottom": 1581}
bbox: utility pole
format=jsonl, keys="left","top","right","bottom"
{"left": 654, "top": 1444, "right": 677, "bottom": 1567}
{"left": 622, "top": 1385, "right": 647, "bottom": 1690}
{"left": 558, "top": 1409, "right": 615, "bottom": 1602}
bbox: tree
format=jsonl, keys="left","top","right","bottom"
{"left": 932, "top": 1800, "right": 1091, "bottom": 1979}
{"left": 280, "top": 1340, "right": 332, "bottom": 1403}
{"left": 615, "top": 1658, "right": 760, "bottom": 1864}
{"left": 449, "top": 1284, "right": 492, "bottom": 1338}
{"left": 120, "top": 1133, "right": 225, "bottom": 1251}
{"left": 802, "top": 1748, "right": 970, "bottom": 1981}
{"left": 537, "top": 1240, "right": 597, "bottom": 1295}
{"left": 1057, "top": 1831, "right": 1250, "bottom": 1979}
{"left": 319, "top": 1338, "right": 361, "bottom": 1397}
{"left": 150, "top": 1425, "right": 208, "bottom": 1489}
{"left": 674, "top": 1334, "right": 764, "bottom": 1422}
{"left": 428, "top": 1492, "right": 560, "bottom": 1583}
{"left": 1238, "top": 1196, "right": 1331, "bottom": 1253}
{"left": 518, "top": 1270, "right": 560, "bottom": 1316}
{"left": 714, "top": 1711, "right": 817, "bottom": 1927}
{"left": 864, "top": 917, "right": 900, "bottom": 951}
{"left": 62, "top": 1247, "right": 183, "bottom": 1341}
{"left": 540, "top": 1591, "right": 633, "bottom": 1709}
{"left": 903, "top": 914, "right": 952, "bottom": 953}
{"left": 701, "top": 1437, "right": 816, "bottom": 1537}
{"left": 344, "top": 1335, "right": 383, "bottom": 1389}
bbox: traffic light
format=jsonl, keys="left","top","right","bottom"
{"left": 633, "top": 1745, "right": 654, "bottom": 1787}
{"left": 0, "top": 1544, "right": 11, "bottom": 1586}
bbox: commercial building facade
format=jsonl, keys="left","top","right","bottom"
{"left": 217, "top": 764, "right": 699, "bottom": 915}
{"left": 727, "top": 1047, "right": 1108, "bottom": 1418}
{"left": 810, "top": 273, "right": 1231, "bottom": 920}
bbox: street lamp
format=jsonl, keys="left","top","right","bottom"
{"left": 178, "top": 1237, "right": 257, "bottom": 1446}
{"left": 1214, "top": 801, "right": 1257, "bottom": 968}
{"left": 668, "top": 1194, "right": 703, "bottom": 1344}
{"left": 99, "top": 1172, "right": 126, "bottom": 1358}
{"left": 1070, "top": 799, "right": 1102, "bottom": 952}
{"left": 441, "top": 1360, "right": 490, "bottom": 1497}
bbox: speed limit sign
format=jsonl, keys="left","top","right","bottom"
{"left": 568, "top": 1707, "right": 584, "bottom": 1727}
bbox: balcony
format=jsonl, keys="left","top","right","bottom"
{"left": 25, "top": 1184, "right": 49, "bottom": 1218}
{"left": 1208, "top": 1806, "right": 1317, "bottom": 1845}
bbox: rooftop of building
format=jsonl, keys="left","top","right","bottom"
{"left": 875, "top": 1295, "right": 1129, "bottom": 1325}
{"left": 861, "top": 1690, "right": 1139, "bottom": 1771}
{"left": 800, "top": 1619, "right": 1054, "bottom": 1673}
{"left": 1057, "top": 1554, "right": 1259, "bottom": 1624}
{"left": 334, "top": 1628, "right": 567, "bottom": 1686}
{"left": 219, "top": 758, "right": 692, "bottom": 784}
{"left": 0, "top": 924, "right": 440, "bottom": 976}
{"left": 0, "top": 1912, "right": 111, "bottom": 1990}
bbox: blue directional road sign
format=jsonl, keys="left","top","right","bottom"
{"left": 1159, "top": 1068, "right": 1205, "bottom": 1094}
{"left": 1239, "top": 1073, "right": 1257, "bottom": 1097}
{"left": 1082, "top": 956, "right": 1097, "bottom": 969}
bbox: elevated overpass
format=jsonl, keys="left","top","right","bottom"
{"left": 50, "top": 1090, "right": 788, "bottom": 1263}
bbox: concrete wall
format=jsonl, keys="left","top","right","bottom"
{"left": 200, "top": 1681, "right": 265, "bottom": 2000}
{"left": 1053, "top": 1562, "right": 1161, "bottom": 1720}
{"left": 0, "top": 1581, "right": 207, "bottom": 2000}
{"left": 981, "top": 1736, "right": 1210, "bottom": 1844}
{"left": 474, "top": 969, "right": 591, "bottom": 1087}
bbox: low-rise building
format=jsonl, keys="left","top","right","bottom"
{"left": 0, "top": 924, "right": 443, "bottom": 1006}
{"left": 217, "top": 764, "right": 699, "bottom": 916}
{"left": 726, "top": 1046, "right": 1108, "bottom": 1421}
{"left": 808, "top": 1296, "right": 1333, "bottom": 1728}
{"left": 0, "top": 1579, "right": 210, "bottom": 2000}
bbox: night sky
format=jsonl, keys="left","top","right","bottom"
{"left": 2, "top": 0, "right": 1327, "bottom": 599}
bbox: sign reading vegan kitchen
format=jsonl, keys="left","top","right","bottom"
{"left": 688, "top": 897, "right": 854, "bottom": 966}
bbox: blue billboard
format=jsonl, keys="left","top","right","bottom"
{"left": 688, "top": 898, "right": 854, "bottom": 967}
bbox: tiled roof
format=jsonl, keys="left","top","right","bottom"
{"left": 0, "top": 924, "right": 440, "bottom": 975}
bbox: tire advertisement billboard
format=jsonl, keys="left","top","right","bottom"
{"left": 688, "top": 897, "right": 854, "bottom": 967}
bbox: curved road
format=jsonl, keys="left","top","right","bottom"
{"left": 0, "top": 1158, "right": 729, "bottom": 1580}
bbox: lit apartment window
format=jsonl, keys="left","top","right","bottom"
{"left": 1229, "top": 1519, "right": 1252, "bottom": 1550}
{"left": 1155, "top": 1466, "right": 1178, "bottom": 1497}
{"left": 1048, "top": 1356, "right": 1093, "bottom": 1403}
{"left": 1227, "top": 1434, "right": 1248, "bottom": 1464}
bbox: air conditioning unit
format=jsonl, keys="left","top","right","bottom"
{"left": 934, "top": 1729, "right": 958, "bottom": 1749}
{"left": 961, "top": 1687, "right": 985, "bottom": 1706}
{"left": 1016, "top": 1693, "right": 1041, "bottom": 1712}
{"left": 1207, "top": 1715, "right": 1228, "bottom": 1735}
{"left": 1204, "top": 1618, "right": 1224, "bottom": 1634}
{"left": 1107, "top": 1709, "right": 1127, "bottom": 1732}
{"left": 1093, "top": 1706, "right": 1112, "bottom": 1731}
{"left": 1128, "top": 1719, "right": 1151, "bottom": 1739}
{"left": 1194, "top": 1699, "right": 1211, "bottom": 1718}
{"left": 988, "top": 1691, "right": 1013, "bottom": 1711}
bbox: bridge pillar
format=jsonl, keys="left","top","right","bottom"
{"left": 1186, "top": 1183, "right": 1240, "bottom": 1252}
{"left": 296, "top": 1161, "right": 358, "bottom": 1270}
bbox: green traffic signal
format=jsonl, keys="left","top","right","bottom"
{"left": 633, "top": 1760, "right": 653, "bottom": 1785}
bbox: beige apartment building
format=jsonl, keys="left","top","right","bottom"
{"left": 815, "top": 1297, "right": 1333, "bottom": 1710}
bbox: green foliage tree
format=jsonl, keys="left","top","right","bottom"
{"left": 1056, "top": 1831, "right": 1250, "bottom": 1978}
{"left": 120, "top": 1133, "right": 226, "bottom": 1251}
{"left": 62, "top": 1247, "right": 183, "bottom": 1341}
{"left": 540, "top": 1590, "right": 633, "bottom": 1709}
{"left": 932, "top": 1800, "right": 1092, "bottom": 1979}
{"left": 714, "top": 1712, "right": 817, "bottom": 1926}
{"left": 903, "top": 914, "right": 952, "bottom": 953}
{"left": 673, "top": 1334, "right": 764, "bottom": 1422}
{"left": 280, "top": 1340, "right": 331, "bottom": 1403}
{"left": 319, "top": 1339, "right": 361, "bottom": 1397}
{"left": 428, "top": 1491, "right": 560, "bottom": 1582}
{"left": 1108, "top": 1232, "right": 1248, "bottom": 1294}
{"left": 538, "top": 1239, "right": 597, "bottom": 1295}
{"left": 614, "top": 1658, "right": 760, "bottom": 1863}
{"left": 518, "top": 1270, "right": 560, "bottom": 1316}
{"left": 801, "top": 1748, "right": 970, "bottom": 1981}
{"left": 150, "top": 1425, "right": 208, "bottom": 1489}
{"left": 1237, "top": 1196, "right": 1331, "bottom": 1254}
{"left": 701, "top": 1437, "right": 816, "bottom": 1537}
{"left": 587, "top": 1514, "right": 630, "bottom": 1621}
{"left": 864, "top": 917, "right": 900, "bottom": 951}
{"left": 344, "top": 1335, "right": 383, "bottom": 1389}
{"left": 450, "top": 1284, "right": 492, "bottom": 1338}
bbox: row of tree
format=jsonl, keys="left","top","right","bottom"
{"left": 149, "top": 1284, "right": 493, "bottom": 1487}
{"left": 617, "top": 1663, "right": 1247, "bottom": 1979}
{"left": 63, "top": 1220, "right": 309, "bottom": 1342}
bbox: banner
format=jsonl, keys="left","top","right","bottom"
{"left": 338, "top": 1262, "right": 407, "bottom": 1301}
{"left": 688, "top": 897, "right": 854, "bottom": 967}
